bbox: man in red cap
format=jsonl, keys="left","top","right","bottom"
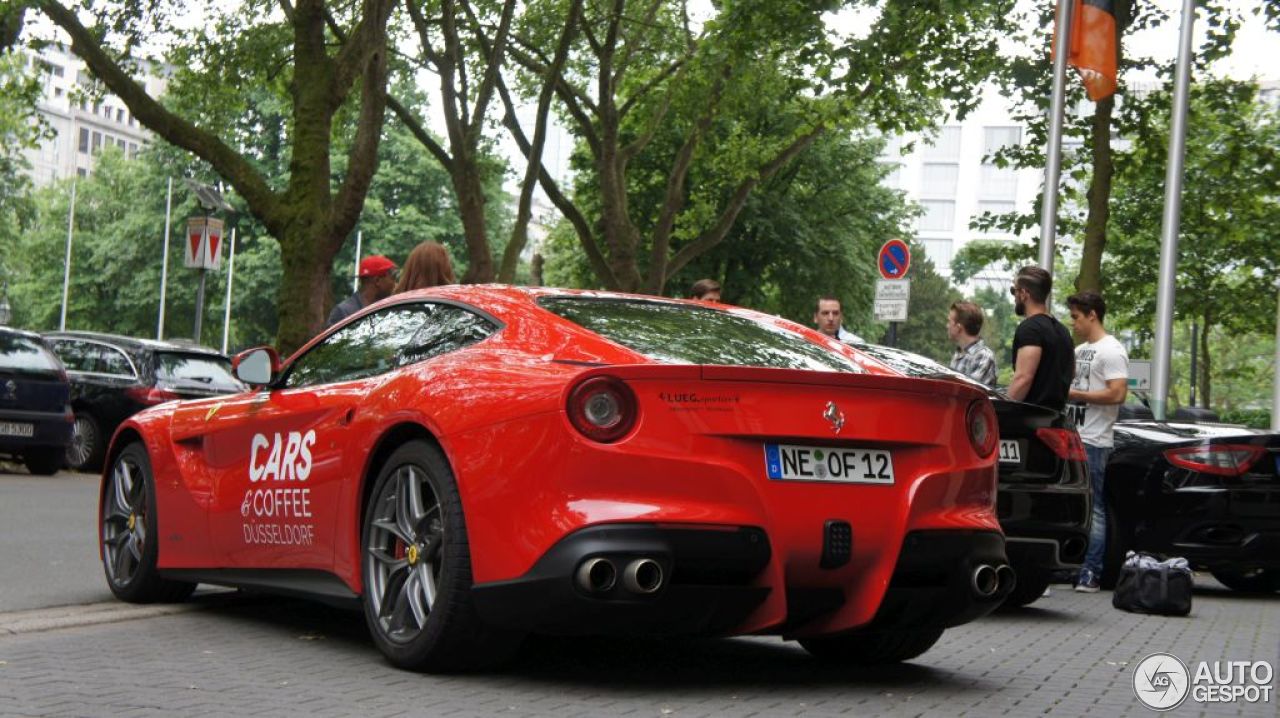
{"left": 326, "top": 255, "right": 398, "bottom": 328}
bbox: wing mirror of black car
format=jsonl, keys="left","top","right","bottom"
{"left": 233, "top": 347, "right": 280, "bottom": 386}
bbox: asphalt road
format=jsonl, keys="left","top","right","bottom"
{"left": 0, "top": 465, "right": 114, "bottom": 611}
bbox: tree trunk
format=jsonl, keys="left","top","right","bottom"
{"left": 453, "top": 157, "right": 493, "bottom": 283}
{"left": 276, "top": 221, "right": 341, "bottom": 355}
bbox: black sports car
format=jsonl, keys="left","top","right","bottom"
{"left": 1105, "top": 420, "right": 1280, "bottom": 593}
{"left": 852, "top": 344, "right": 1090, "bottom": 606}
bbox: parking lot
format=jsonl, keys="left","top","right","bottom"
{"left": 0, "top": 469, "right": 1276, "bottom": 717}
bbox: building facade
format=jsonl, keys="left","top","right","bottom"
{"left": 19, "top": 44, "right": 165, "bottom": 185}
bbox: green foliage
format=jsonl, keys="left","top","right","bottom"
{"left": 1219, "top": 408, "right": 1272, "bottom": 430}
{"left": 0, "top": 50, "right": 43, "bottom": 276}
{"left": 890, "top": 241, "right": 962, "bottom": 363}
{"left": 970, "top": 285, "right": 1018, "bottom": 384}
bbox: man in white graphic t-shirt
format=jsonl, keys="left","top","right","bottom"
{"left": 1065, "top": 291, "right": 1128, "bottom": 592}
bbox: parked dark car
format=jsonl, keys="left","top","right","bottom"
{"left": 853, "top": 344, "right": 1090, "bottom": 607}
{"left": 0, "top": 327, "right": 73, "bottom": 475}
{"left": 1119, "top": 390, "right": 1220, "bottom": 423}
{"left": 43, "top": 332, "right": 244, "bottom": 471}
{"left": 1105, "top": 420, "right": 1280, "bottom": 593}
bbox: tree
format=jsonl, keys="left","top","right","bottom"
{"left": 14, "top": 0, "right": 398, "bottom": 353}
{"left": 1105, "top": 78, "right": 1280, "bottom": 407}
{"left": 0, "top": 49, "right": 42, "bottom": 275}
{"left": 505, "top": 0, "right": 1012, "bottom": 295}
{"left": 891, "top": 241, "right": 962, "bottom": 363}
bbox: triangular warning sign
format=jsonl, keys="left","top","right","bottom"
{"left": 189, "top": 232, "right": 202, "bottom": 261}
{"left": 208, "top": 232, "right": 220, "bottom": 259}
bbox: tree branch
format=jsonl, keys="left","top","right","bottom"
{"left": 331, "top": 27, "right": 391, "bottom": 249}
{"left": 506, "top": 40, "right": 602, "bottom": 158}
{"left": 36, "top": 0, "right": 282, "bottom": 231}
{"left": 665, "top": 124, "right": 826, "bottom": 281}
{"left": 499, "top": 0, "right": 582, "bottom": 282}
{"left": 497, "top": 75, "right": 618, "bottom": 288}
{"left": 459, "top": 0, "right": 516, "bottom": 148}
{"left": 612, "top": 0, "right": 662, "bottom": 87}
{"left": 618, "top": 54, "right": 686, "bottom": 118}
{"left": 387, "top": 95, "right": 455, "bottom": 169}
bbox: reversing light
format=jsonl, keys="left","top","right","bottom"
{"left": 1035, "top": 427, "right": 1088, "bottom": 462}
{"left": 966, "top": 399, "right": 998, "bottom": 458}
{"left": 1164, "top": 444, "right": 1265, "bottom": 477}
{"left": 567, "top": 376, "right": 638, "bottom": 443}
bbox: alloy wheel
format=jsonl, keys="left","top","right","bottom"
{"left": 101, "top": 455, "right": 148, "bottom": 588}
{"left": 365, "top": 464, "right": 445, "bottom": 644}
{"left": 67, "top": 415, "right": 96, "bottom": 469}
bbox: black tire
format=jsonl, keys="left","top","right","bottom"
{"left": 23, "top": 448, "right": 63, "bottom": 476}
{"left": 100, "top": 443, "right": 195, "bottom": 603}
{"left": 361, "top": 439, "right": 521, "bottom": 672}
{"left": 1211, "top": 568, "right": 1280, "bottom": 594}
{"left": 799, "top": 626, "right": 945, "bottom": 664}
{"left": 1001, "top": 568, "right": 1050, "bottom": 608}
{"left": 66, "top": 412, "right": 104, "bottom": 472}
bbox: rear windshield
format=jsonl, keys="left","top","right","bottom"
{"left": 155, "top": 352, "right": 243, "bottom": 392}
{"left": 0, "top": 333, "right": 62, "bottom": 373}
{"left": 539, "top": 297, "right": 864, "bottom": 373}
{"left": 853, "top": 343, "right": 986, "bottom": 387}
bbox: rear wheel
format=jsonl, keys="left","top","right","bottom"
{"left": 799, "top": 626, "right": 944, "bottom": 664}
{"left": 1001, "top": 568, "right": 1050, "bottom": 608}
{"left": 100, "top": 443, "right": 195, "bottom": 603}
{"left": 361, "top": 439, "right": 520, "bottom": 672}
{"left": 1211, "top": 568, "right": 1280, "bottom": 594}
{"left": 66, "top": 412, "right": 104, "bottom": 472}
{"left": 23, "top": 448, "right": 63, "bottom": 476}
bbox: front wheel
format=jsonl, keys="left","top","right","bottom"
{"left": 361, "top": 439, "right": 520, "bottom": 672}
{"left": 1211, "top": 568, "right": 1280, "bottom": 594}
{"left": 799, "top": 626, "right": 944, "bottom": 664}
{"left": 100, "top": 443, "right": 195, "bottom": 603}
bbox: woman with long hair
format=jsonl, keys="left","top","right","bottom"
{"left": 395, "top": 241, "right": 457, "bottom": 293}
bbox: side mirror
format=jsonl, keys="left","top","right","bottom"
{"left": 232, "top": 347, "right": 281, "bottom": 386}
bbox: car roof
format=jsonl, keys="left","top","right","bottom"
{"left": 42, "top": 330, "right": 227, "bottom": 357}
{"left": 0, "top": 326, "right": 46, "bottom": 341}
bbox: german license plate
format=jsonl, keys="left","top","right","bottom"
{"left": 764, "top": 443, "right": 894, "bottom": 484}
{"left": 998, "top": 440, "right": 1022, "bottom": 465}
{"left": 0, "top": 421, "right": 34, "bottom": 438}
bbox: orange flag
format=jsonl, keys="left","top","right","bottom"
{"left": 1054, "top": 0, "right": 1118, "bottom": 101}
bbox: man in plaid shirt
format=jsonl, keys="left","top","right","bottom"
{"left": 947, "top": 301, "right": 997, "bottom": 387}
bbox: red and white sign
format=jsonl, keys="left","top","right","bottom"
{"left": 185, "top": 217, "right": 225, "bottom": 270}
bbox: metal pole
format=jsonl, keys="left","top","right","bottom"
{"left": 1189, "top": 322, "right": 1198, "bottom": 407}
{"left": 158, "top": 177, "right": 173, "bottom": 340}
{"left": 194, "top": 268, "right": 206, "bottom": 345}
{"left": 222, "top": 227, "right": 237, "bottom": 355}
{"left": 1151, "top": 0, "right": 1196, "bottom": 422}
{"left": 1271, "top": 279, "right": 1280, "bottom": 431}
{"left": 352, "top": 230, "right": 363, "bottom": 293}
{"left": 1039, "top": 0, "right": 1075, "bottom": 270}
{"left": 59, "top": 181, "right": 76, "bottom": 331}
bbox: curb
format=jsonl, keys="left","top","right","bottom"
{"left": 0, "top": 602, "right": 202, "bottom": 635}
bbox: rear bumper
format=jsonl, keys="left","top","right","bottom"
{"left": 0, "top": 408, "right": 73, "bottom": 452}
{"left": 471, "top": 525, "right": 1010, "bottom": 638}
{"left": 1138, "top": 487, "right": 1280, "bottom": 572}
{"left": 997, "top": 483, "right": 1091, "bottom": 571}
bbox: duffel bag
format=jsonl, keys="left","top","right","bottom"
{"left": 1112, "top": 551, "right": 1192, "bottom": 616}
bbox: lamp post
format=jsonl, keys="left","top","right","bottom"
{"left": 0, "top": 282, "right": 11, "bottom": 326}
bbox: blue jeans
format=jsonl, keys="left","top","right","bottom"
{"left": 1081, "top": 443, "right": 1112, "bottom": 578}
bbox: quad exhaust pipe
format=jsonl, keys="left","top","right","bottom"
{"left": 575, "top": 556, "right": 665, "bottom": 595}
{"left": 971, "top": 563, "right": 1016, "bottom": 599}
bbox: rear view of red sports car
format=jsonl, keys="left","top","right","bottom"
{"left": 99, "top": 286, "right": 1012, "bottom": 671}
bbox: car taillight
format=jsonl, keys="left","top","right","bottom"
{"left": 126, "top": 386, "right": 181, "bottom": 406}
{"left": 1035, "top": 427, "right": 1088, "bottom": 461}
{"left": 1164, "top": 444, "right": 1266, "bottom": 477}
{"left": 567, "top": 376, "right": 637, "bottom": 443}
{"left": 966, "top": 399, "right": 998, "bottom": 458}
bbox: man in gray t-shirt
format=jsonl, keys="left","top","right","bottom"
{"left": 1065, "top": 291, "right": 1128, "bottom": 593}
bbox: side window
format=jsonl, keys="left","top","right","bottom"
{"left": 285, "top": 303, "right": 496, "bottom": 388}
{"left": 97, "top": 346, "right": 135, "bottom": 377}
{"left": 50, "top": 340, "right": 92, "bottom": 372}
{"left": 398, "top": 305, "right": 495, "bottom": 367}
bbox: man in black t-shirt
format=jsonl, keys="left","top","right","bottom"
{"left": 1007, "top": 266, "right": 1074, "bottom": 411}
